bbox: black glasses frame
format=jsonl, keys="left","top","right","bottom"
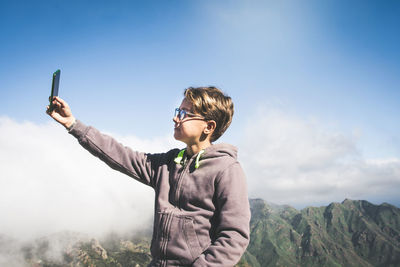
{"left": 174, "top": 108, "right": 204, "bottom": 121}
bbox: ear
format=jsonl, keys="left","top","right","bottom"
{"left": 204, "top": 120, "right": 216, "bottom": 135}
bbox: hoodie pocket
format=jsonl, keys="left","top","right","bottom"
{"left": 169, "top": 215, "right": 203, "bottom": 264}
{"left": 152, "top": 211, "right": 203, "bottom": 264}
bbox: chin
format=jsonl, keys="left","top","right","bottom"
{"left": 173, "top": 131, "right": 181, "bottom": 141}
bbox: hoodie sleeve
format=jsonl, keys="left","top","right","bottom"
{"left": 192, "top": 162, "right": 251, "bottom": 267}
{"left": 68, "top": 120, "right": 162, "bottom": 187}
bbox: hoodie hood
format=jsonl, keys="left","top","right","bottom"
{"left": 202, "top": 143, "right": 238, "bottom": 160}
{"left": 174, "top": 143, "right": 238, "bottom": 169}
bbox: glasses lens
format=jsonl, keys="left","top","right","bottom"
{"left": 179, "top": 109, "right": 186, "bottom": 120}
{"left": 175, "top": 108, "right": 187, "bottom": 120}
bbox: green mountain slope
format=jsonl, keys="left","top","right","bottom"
{"left": 238, "top": 199, "right": 400, "bottom": 267}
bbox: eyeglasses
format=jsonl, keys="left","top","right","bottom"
{"left": 174, "top": 108, "right": 204, "bottom": 121}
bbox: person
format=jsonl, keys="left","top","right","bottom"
{"left": 47, "top": 86, "right": 250, "bottom": 266}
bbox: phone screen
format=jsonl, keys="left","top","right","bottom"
{"left": 49, "top": 69, "right": 60, "bottom": 109}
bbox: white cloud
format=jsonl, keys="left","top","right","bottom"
{"left": 239, "top": 109, "right": 400, "bottom": 208}
{"left": 1, "top": 112, "right": 399, "bottom": 244}
{"left": 0, "top": 116, "right": 180, "bottom": 242}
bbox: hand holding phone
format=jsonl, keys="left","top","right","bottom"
{"left": 46, "top": 70, "right": 76, "bottom": 129}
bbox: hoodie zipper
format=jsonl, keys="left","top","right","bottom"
{"left": 174, "top": 157, "right": 191, "bottom": 208}
{"left": 158, "top": 153, "right": 191, "bottom": 265}
{"left": 174, "top": 150, "right": 205, "bottom": 208}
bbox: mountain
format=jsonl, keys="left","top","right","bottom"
{"left": 17, "top": 231, "right": 152, "bottom": 267}
{"left": 237, "top": 199, "right": 400, "bottom": 267}
{"left": 3, "top": 199, "right": 400, "bottom": 266}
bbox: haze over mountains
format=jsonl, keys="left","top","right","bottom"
{"left": 1, "top": 198, "right": 399, "bottom": 267}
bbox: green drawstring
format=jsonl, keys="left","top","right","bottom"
{"left": 174, "top": 149, "right": 186, "bottom": 165}
{"left": 195, "top": 150, "right": 205, "bottom": 169}
{"left": 174, "top": 149, "right": 205, "bottom": 169}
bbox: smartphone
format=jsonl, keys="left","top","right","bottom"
{"left": 49, "top": 69, "right": 61, "bottom": 111}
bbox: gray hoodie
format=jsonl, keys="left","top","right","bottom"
{"left": 69, "top": 120, "right": 250, "bottom": 266}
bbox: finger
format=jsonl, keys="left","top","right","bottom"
{"left": 46, "top": 105, "right": 53, "bottom": 115}
{"left": 52, "top": 98, "right": 62, "bottom": 107}
{"left": 55, "top": 97, "right": 69, "bottom": 108}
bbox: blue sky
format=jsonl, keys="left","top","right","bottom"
{"left": 1, "top": 0, "right": 399, "bottom": 156}
{"left": 0, "top": 0, "right": 400, "bottom": 239}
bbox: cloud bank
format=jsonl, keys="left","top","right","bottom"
{"left": 0, "top": 117, "right": 179, "bottom": 242}
{"left": 1, "top": 112, "right": 399, "bottom": 243}
{"left": 240, "top": 109, "right": 400, "bottom": 208}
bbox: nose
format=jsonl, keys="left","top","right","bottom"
{"left": 173, "top": 115, "right": 179, "bottom": 124}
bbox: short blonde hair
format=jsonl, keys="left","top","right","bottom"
{"left": 184, "top": 86, "right": 234, "bottom": 142}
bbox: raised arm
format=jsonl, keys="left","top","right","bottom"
{"left": 46, "top": 96, "right": 162, "bottom": 187}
